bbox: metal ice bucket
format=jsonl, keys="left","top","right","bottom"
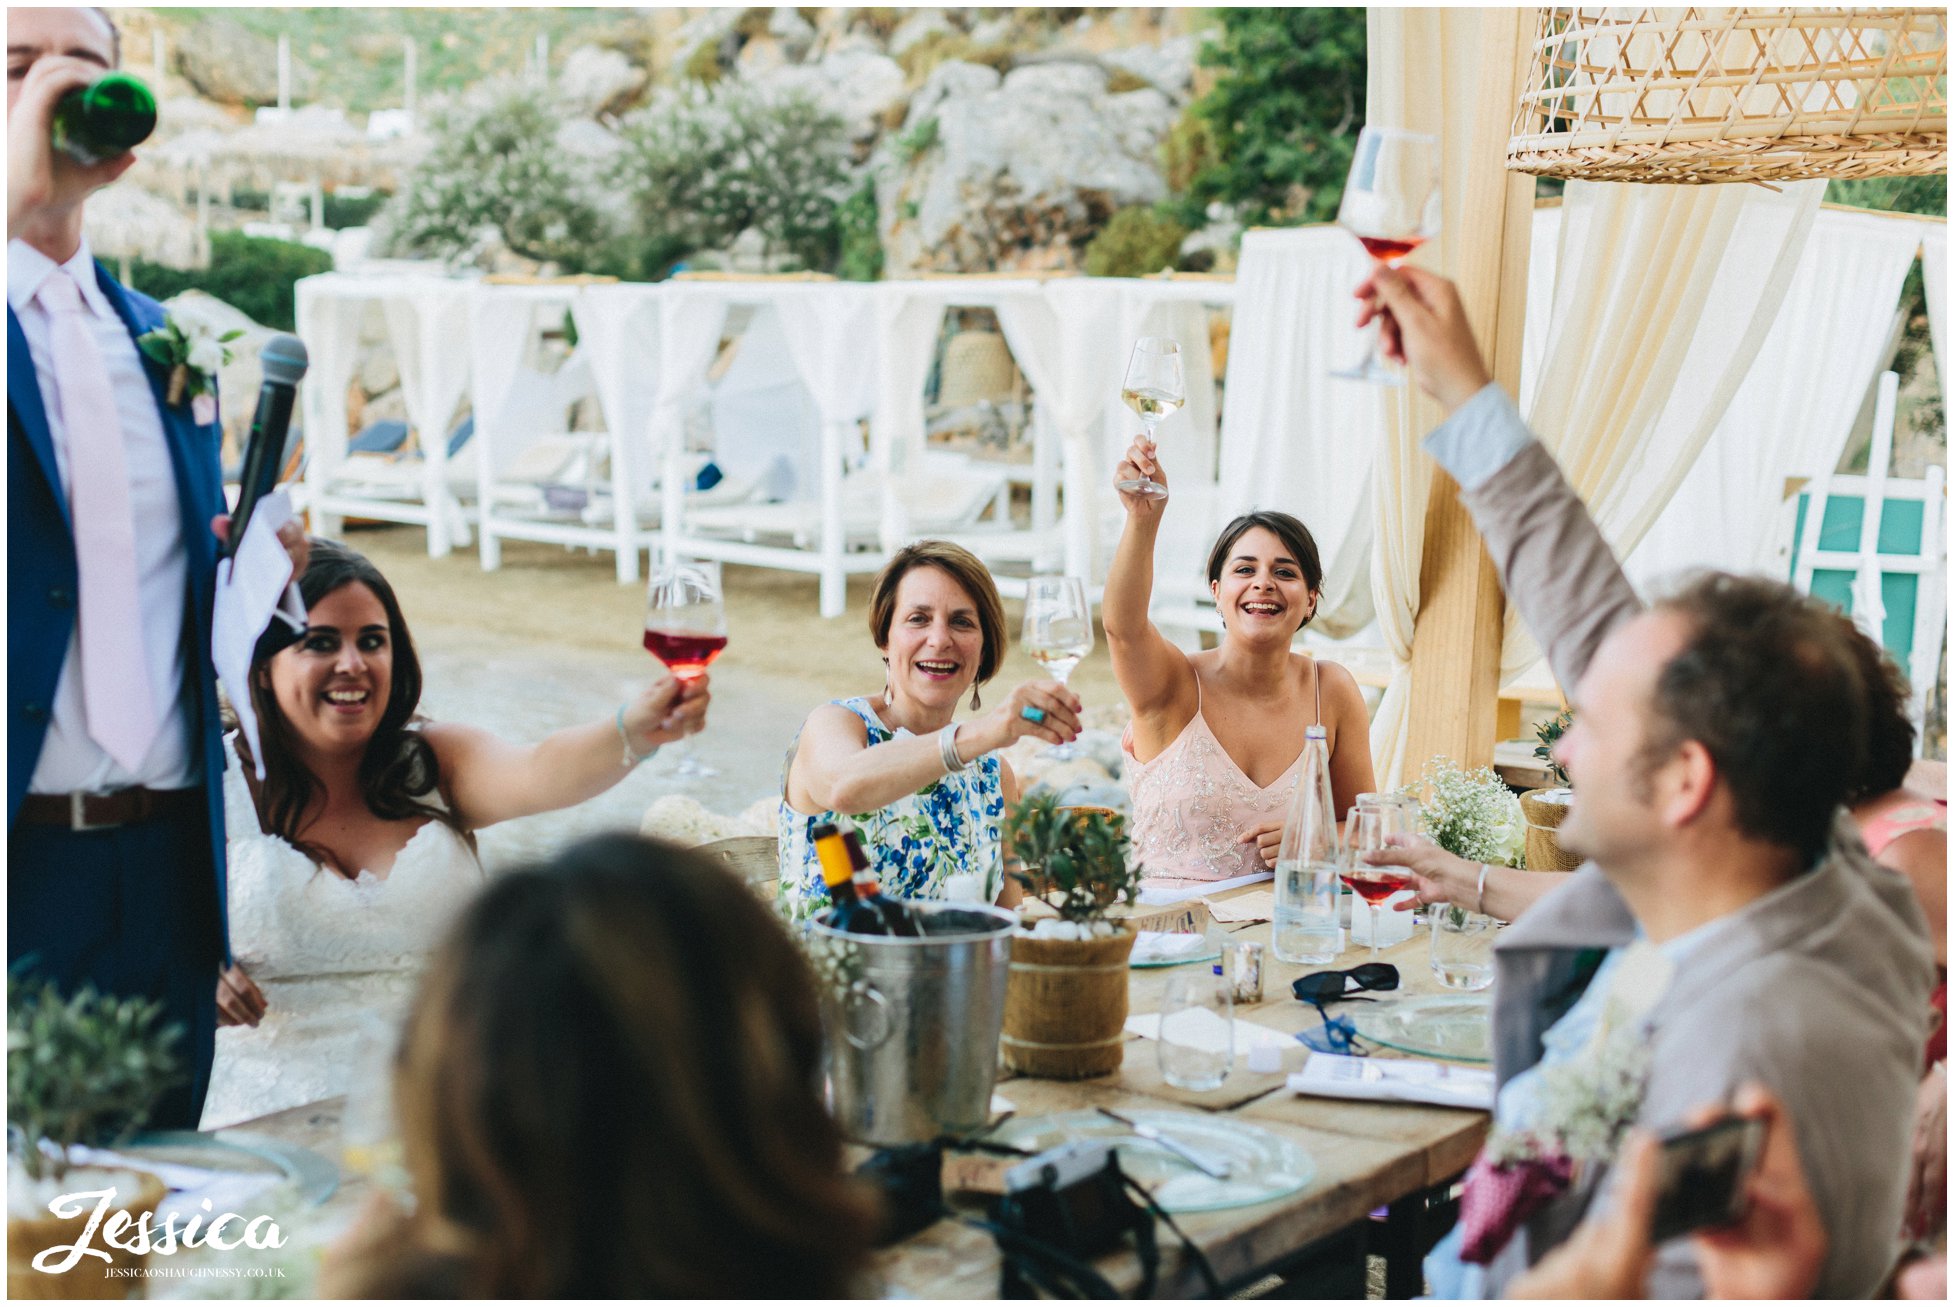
{"left": 809, "top": 902, "right": 1017, "bottom": 1147}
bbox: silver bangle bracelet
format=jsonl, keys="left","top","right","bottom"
{"left": 1475, "top": 862, "right": 1490, "bottom": 916}
{"left": 939, "top": 723, "right": 968, "bottom": 773}
{"left": 616, "top": 705, "right": 656, "bottom": 769}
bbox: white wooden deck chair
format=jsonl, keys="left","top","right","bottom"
{"left": 1791, "top": 372, "right": 1948, "bottom": 735}
{"left": 685, "top": 451, "right": 1009, "bottom": 549}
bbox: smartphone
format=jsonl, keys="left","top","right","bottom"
{"left": 1648, "top": 1114, "right": 1767, "bottom": 1244}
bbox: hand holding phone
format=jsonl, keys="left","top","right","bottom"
{"left": 1648, "top": 1113, "right": 1766, "bottom": 1243}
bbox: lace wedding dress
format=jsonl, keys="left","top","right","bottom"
{"left": 198, "top": 740, "right": 485, "bottom": 1130}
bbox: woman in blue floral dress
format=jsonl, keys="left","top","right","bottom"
{"left": 780, "top": 542, "right": 1083, "bottom": 922}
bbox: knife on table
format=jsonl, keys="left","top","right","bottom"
{"left": 1094, "top": 1107, "right": 1234, "bottom": 1180}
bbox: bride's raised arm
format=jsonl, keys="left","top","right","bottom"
{"left": 423, "top": 675, "right": 710, "bottom": 830}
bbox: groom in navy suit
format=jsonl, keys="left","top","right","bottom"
{"left": 8, "top": 7, "right": 302, "bottom": 1128}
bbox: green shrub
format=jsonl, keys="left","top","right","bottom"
{"left": 129, "top": 232, "right": 332, "bottom": 332}
{"left": 384, "top": 80, "right": 614, "bottom": 272}
{"left": 836, "top": 178, "right": 884, "bottom": 282}
{"left": 1168, "top": 8, "right": 1367, "bottom": 229}
{"left": 1083, "top": 206, "right": 1189, "bottom": 278}
{"left": 227, "top": 186, "right": 391, "bottom": 229}
{"left": 609, "top": 83, "right": 853, "bottom": 275}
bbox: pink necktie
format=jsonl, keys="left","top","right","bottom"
{"left": 38, "top": 269, "right": 160, "bottom": 774}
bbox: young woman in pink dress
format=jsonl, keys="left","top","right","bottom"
{"left": 1105, "top": 437, "right": 1376, "bottom": 888}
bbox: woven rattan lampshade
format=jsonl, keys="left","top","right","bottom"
{"left": 1508, "top": 8, "right": 1947, "bottom": 184}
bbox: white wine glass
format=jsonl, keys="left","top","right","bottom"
{"left": 643, "top": 557, "right": 726, "bottom": 780}
{"left": 1116, "top": 337, "right": 1184, "bottom": 499}
{"left": 1021, "top": 575, "right": 1093, "bottom": 761}
{"left": 1331, "top": 126, "right": 1442, "bottom": 386}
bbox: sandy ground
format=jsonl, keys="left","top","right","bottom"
{"left": 348, "top": 525, "right": 1128, "bottom": 870}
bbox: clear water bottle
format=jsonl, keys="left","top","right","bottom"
{"left": 1272, "top": 725, "right": 1343, "bottom": 964}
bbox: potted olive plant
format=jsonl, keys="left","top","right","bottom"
{"left": 8, "top": 976, "right": 181, "bottom": 1298}
{"left": 1521, "top": 710, "right": 1581, "bottom": 871}
{"left": 998, "top": 795, "right": 1144, "bottom": 1079}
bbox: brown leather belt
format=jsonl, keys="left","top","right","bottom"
{"left": 17, "top": 787, "right": 203, "bottom": 831}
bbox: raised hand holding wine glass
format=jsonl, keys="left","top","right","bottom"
{"left": 1115, "top": 337, "right": 1185, "bottom": 499}
{"left": 644, "top": 557, "right": 726, "bottom": 779}
{"left": 1021, "top": 575, "right": 1094, "bottom": 761}
{"left": 1344, "top": 807, "right": 1413, "bottom": 959}
{"left": 1331, "top": 126, "right": 1441, "bottom": 386}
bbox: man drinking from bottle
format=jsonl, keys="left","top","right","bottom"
{"left": 8, "top": 6, "right": 303, "bottom": 1126}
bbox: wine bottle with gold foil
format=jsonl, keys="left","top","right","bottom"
{"left": 812, "top": 823, "right": 888, "bottom": 935}
{"left": 841, "top": 828, "right": 922, "bottom": 937}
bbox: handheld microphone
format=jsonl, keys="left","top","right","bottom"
{"left": 226, "top": 334, "right": 309, "bottom": 562}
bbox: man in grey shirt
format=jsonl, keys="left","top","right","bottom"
{"left": 1358, "top": 265, "right": 1931, "bottom": 1297}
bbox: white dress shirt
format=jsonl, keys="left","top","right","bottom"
{"left": 9, "top": 236, "right": 196, "bottom": 793}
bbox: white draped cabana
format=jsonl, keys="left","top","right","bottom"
{"left": 297, "top": 272, "right": 475, "bottom": 556}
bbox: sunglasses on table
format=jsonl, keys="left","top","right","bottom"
{"left": 1293, "top": 964, "right": 1398, "bottom": 1056}
{"left": 1290, "top": 963, "right": 1399, "bottom": 1006}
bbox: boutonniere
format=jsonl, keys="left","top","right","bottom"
{"left": 136, "top": 311, "right": 241, "bottom": 425}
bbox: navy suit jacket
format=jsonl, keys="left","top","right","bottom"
{"left": 7, "top": 262, "right": 230, "bottom": 952}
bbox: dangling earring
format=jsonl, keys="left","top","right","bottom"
{"left": 970, "top": 685, "right": 982, "bottom": 711}
{"left": 880, "top": 656, "right": 892, "bottom": 704}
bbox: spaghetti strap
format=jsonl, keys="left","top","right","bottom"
{"left": 1312, "top": 658, "right": 1322, "bottom": 726}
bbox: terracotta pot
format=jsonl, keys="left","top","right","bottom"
{"left": 1520, "top": 788, "right": 1582, "bottom": 872}
{"left": 8, "top": 1168, "right": 166, "bottom": 1300}
{"left": 1000, "top": 928, "right": 1136, "bottom": 1079}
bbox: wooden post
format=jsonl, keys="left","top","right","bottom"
{"left": 1408, "top": 12, "right": 1536, "bottom": 772}
{"left": 1377, "top": 9, "right": 1539, "bottom": 774}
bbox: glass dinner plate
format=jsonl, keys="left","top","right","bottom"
{"left": 126, "top": 1130, "right": 339, "bottom": 1207}
{"left": 1348, "top": 994, "right": 1492, "bottom": 1063}
{"left": 988, "top": 1110, "right": 1314, "bottom": 1213}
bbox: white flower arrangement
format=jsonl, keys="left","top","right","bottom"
{"left": 1414, "top": 756, "right": 1528, "bottom": 867}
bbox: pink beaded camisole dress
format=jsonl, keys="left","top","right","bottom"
{"left": 1122, "top": 665, "right": 1324, "bottom": 889}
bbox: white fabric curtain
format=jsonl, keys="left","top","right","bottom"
{"left": 1503, "top": 177, "right": 1825, "bottom": 684}
{"left": 995, "top": 280, "right": 1129, "bottom": 581}
{"left": 645, "top": 288, "right": 734, "bottom": 516}
{"left": 773, "top": 283, "right": 883, "bottom": 615}
{"left": 293, "top": 275, "right": 369, "bottom": 480}
{"left": 571, "top": 284, "right": 666, "bottom": 504}
{"left": 871, "top": 286, "right": 949, "bottom": 548}
{"left": 467, "top": 287, "right": 569, "bottom": 480}
{"left": 1625, "top": 207, "right": 1926, "bottom": 591}
{"left": 379, "top": 281, "right": 474, "bottom": 555}
{"left": 379, "top": 285, "right": 473, "bottom": 456}
{"left": 1365, "top": 6, "right": 1533, "bottom": 786}
{"left": 1217, "top": 227, "right": 1387, "bottom": 637}
{"left": 708, "top": 304, "right": 820, "bottom": 502}
{"left": 1922, "top": 223, "right": 1946, "bottom": 390}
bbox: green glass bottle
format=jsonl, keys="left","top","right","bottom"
{"left": 51, "top": 72, "right": 157, "bottom": 166}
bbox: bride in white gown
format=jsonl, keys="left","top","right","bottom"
{"left": 198, "top": 541, "right": 711, "bottom": 1129}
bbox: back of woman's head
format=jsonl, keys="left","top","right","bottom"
{"left": 368, "top": 834, "right": 878, "bottom": 1298}
{"left": 1832, "top": 613, "right": 1917, "bottom": 805}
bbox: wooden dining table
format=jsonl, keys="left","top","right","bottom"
{"left": 230, "top": 885, "right": 1492, "bottom": 1299}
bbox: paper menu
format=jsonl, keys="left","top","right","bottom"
{"left": 1125, "top": 1008, "right": 1296, "bottom": 1055}
{"left": 1287, "top": 1052, "right": 1494, "bottom": 1109}
{"left": 211, "top": 492, "right": 306, "bottom": 779}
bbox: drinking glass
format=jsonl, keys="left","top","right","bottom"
{"left": 1342, "top": 809, "right": 1412, "bottom": 959}
{"left": 1115, "top": 338, "right": 1184, "bottom": 499}
{"left": 643, "top": 557, "right": 726, "bottom": 780}
{"left": 1022, "top": 575, "right": 1094, "bottom": 760}
{"left": 339, "top": 1012, "right": 406, "bottom": 1192}
{"left": 1429, "top": 903, "right": 1497, "bottom": 991}
{"left": 1157, "top": 970, "right": 1233, "bottom": 1091}
{"left": 1331, "top": 126, "right": 1442, "bottom": 385}
{"left": 1273, "top": 856, "right": 1342, "bottom": 966}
